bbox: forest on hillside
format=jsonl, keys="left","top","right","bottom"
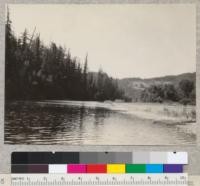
{"left": 5, "top": 12, "right": 125, "bottom": 101}
{"left": 118, "top": 74, "right": 196, "bottom": 105}
{"left": 140, "top": 80, "right": 196, "bottom": 105}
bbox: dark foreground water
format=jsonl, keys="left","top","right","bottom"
{"left": 5, "top": 101, "right": 196, "bottom": 145}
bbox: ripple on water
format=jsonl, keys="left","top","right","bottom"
{"left": 5, "top": 101, "right": 196, "bottom": 145}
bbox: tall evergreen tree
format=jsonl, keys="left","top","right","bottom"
{"left": 83, "top": 54, "right": 88, "bottom": 99}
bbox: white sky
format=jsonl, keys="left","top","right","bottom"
{"left": 9, "top": 4, "right": 196, "bottom": 79}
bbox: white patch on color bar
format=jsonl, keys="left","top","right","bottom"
{"left": 167, "top": 152, "right": 188, "bottom": 164}
{"left": 49, "top": 164, "right": 67, "bottom": 173}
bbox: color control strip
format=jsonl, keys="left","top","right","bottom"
{"left": 11, "top": 164, "right": 184, "bottom": 174}
{"left": 12, "top": 152, "right": 188, "bottom": 164}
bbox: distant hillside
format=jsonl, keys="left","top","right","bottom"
{"left": 118, "top": 72, "right": 196, "bottom": 101}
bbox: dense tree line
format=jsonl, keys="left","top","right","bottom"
{"left": 140, "top": 79, "right": 196, "bottom": 105}
{"left": 5, "top": 12, "right": 124, "bottom": 101}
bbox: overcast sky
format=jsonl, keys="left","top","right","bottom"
{"left": 9, "top": 4, "right": 196, "bottom": 79}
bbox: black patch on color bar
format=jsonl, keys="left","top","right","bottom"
{"left": 12, "top": 152, "right": 80, "bottom": 164}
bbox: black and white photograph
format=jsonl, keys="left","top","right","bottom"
{"left": 5, "top": 4, "right": 196, "bottom": 145}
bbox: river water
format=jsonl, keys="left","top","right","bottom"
{"left": 5, "top": 100, "right": 196, "bottom": 145}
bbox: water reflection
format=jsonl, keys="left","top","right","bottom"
{"left": 5, "top": 101, "right": 196, "bottom": 145}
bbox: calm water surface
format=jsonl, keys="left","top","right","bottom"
{"left": 5, "top": 101, "right": 196, "bottom": 145}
